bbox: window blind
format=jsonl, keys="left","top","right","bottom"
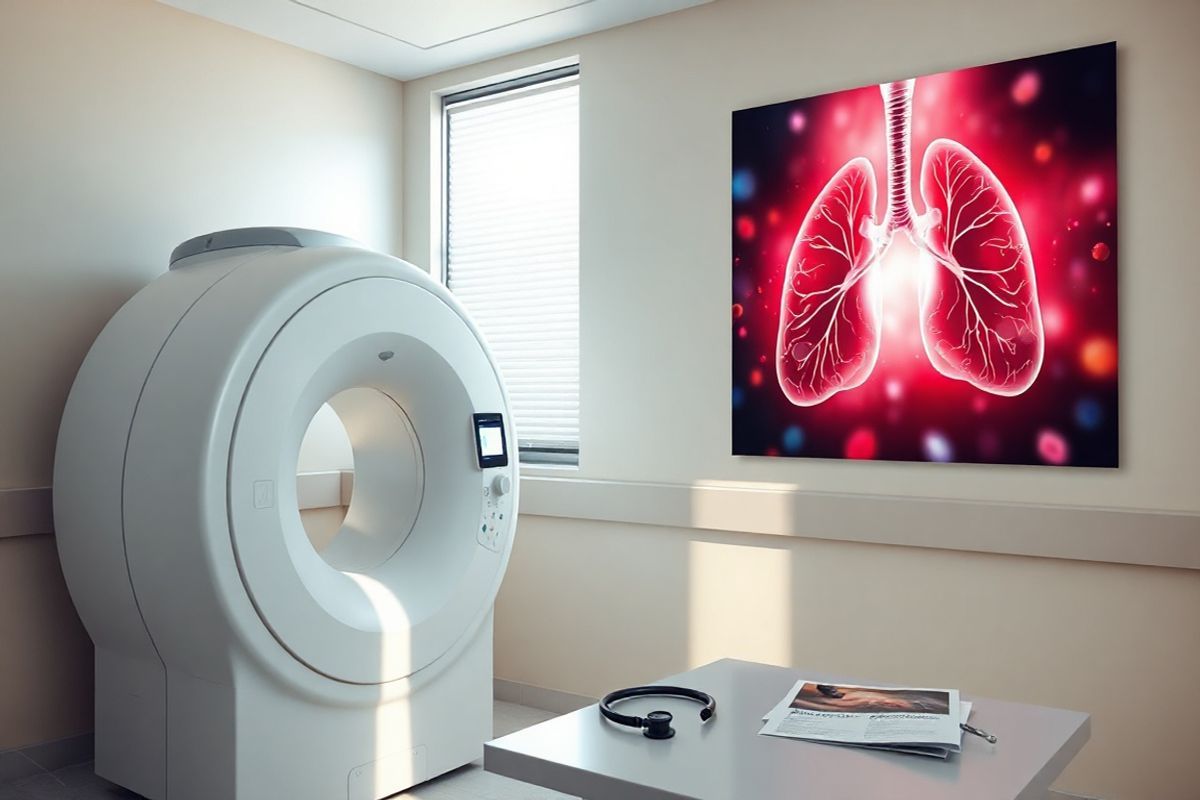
{"left": 445, "top": 71, "right": 580, "bottom": 464}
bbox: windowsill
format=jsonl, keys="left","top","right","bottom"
{"left": 519, "top": 462, "right": 580, "bottom": 476}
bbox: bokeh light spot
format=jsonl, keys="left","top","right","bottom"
{"left": 844, "top": 427, "right": 878, "bottom": 459}
{"left": 1012, "top": 70, "right": 1041, "bottom": 105}
{"left": 736, "top": 215, "right": 756, "bottom": 240}
{"left": 922, "top": 430, "right": 954, "bottom": 462}
{"left": 1033, "top": 140, "right": 1053, "bottom": 163}
{"left": 978, "top": 430, "right": 1001, "bottom": 460}
{"left": 731, "top": 386, "right": 745, "bottom": 410}
{"left": 1080, "top": 175, "right": 1103, "bottom": 204}
{"left": 749, "top": 368, "right": 763, "bottom": 388}
{"left": 732, "top": 168, "right": 756, "bottom": 202}
{"left": 782, "top": 425, "right": 805, "bottom": 454}
{"left": 1080, "top": 335, "right": 1118, "bottom": 379}
{"left": 1074, "top": 397, "right": 1104, "bottom": 431}
{"left": 1037, "top": 429, "right": 1070, "bottom": 465}
{"left": 788, "top": 110, "right": 807, "bottom": 133}
{"left": 1069, "top": 258, "right": 1089, "bottom": 286}
{"left": 1042, "top": 304, "right": 1066, "bottom": 337}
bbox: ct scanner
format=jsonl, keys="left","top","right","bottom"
{"left": 53, "top": 228, "right": 518, "bottom": 799}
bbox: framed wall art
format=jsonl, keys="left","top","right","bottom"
{"left": 731, "top": 43, "right": 1118, "bottom": 466}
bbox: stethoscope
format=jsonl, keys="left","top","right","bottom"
{"left": 599, "top": 685, "right": 717, "bottom": 740}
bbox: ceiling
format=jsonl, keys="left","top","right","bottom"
{"left": 157, "top": 0, "right": 714, "bottom": 80}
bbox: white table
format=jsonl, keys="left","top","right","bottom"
{"left": 485, "top": 659, "right": 1089, "bottom": 800}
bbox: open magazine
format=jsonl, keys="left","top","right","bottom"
{"left": 759, "top": 679, "right": 971, "bottom": 759}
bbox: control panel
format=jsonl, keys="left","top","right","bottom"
{"left": 477, "top": 472, "right": 513, "bottom": 552}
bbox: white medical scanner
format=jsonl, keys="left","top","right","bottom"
{"left": 53, "top": 228, "right": 518, "bottom": 800}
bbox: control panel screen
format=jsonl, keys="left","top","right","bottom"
{"left": 479, "top": 425, "right": 504, "bottom": 457}
{"left": 472, "top": 413, "right": 508, "bottom": 468}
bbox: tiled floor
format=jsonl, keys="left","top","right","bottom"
{"left": 0, "top": 702, "right": 574, "bottom": 800}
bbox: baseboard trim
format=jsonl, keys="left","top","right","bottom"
{"left": 495, "top": 678, "right": 595, "bottom": 715}
{"left": 0, "top": 487, "right": 53, "bottom": 539}
{"left": 521, "top": 476, "right": 1200, "bottom": 571}
{"left": 0, "top": 732, "right": 93, "bottom": 784}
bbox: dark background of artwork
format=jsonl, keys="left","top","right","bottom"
{"left": 731, "top": 43, "right": 1118, "bottom": 466}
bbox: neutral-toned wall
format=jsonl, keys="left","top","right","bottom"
{"left": 299, "top": 506, "right": 347, "bottom": 553}
{"left": 401, "top": 1, "right": 1200, "bottom": 798}
{"left": 0, "top": 0, "right": 403, "bottom": 752}
{"left": 0, "top": 535, "right": 91, "bottom": 752}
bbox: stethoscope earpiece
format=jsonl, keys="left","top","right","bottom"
{"left": 599, "top": 686, "right": 716, "bottom": 740}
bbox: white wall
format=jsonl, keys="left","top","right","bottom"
{"left": 0, "top": 0, "right": 404, "bottom": 490}
{"left": 0, "top": 0, "right": 403, "bottom": 751}
{"left": 298, "top": 404, "right": 355, "bottom": 473}
{"left": 401, "top": 1, "right": 1200, "bottom": 797}
{"left": 297, "top": 404, "right": 352, "bottom": 551}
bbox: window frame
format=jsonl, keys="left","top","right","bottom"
{"left": 438, "top": 63, "right": 581, "bottom": 468}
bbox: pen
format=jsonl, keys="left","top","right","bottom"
{"left": 960, "top": 722, "right": 998, "bottom": 744}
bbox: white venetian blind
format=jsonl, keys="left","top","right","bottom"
{"left": 445, "top": 69, "right": 580, "bottom": 464}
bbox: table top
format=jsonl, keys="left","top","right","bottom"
{"left": 484, "top": 659, "right": 1090, "bottom": 800}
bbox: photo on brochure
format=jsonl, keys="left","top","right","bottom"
{"left": 789, "top": 683, "right": 951, "bottom": 716}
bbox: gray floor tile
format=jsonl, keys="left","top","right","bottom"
{"left": 5, "top": 773, "right": 69, "bottom": 800}
{"left": 0, "top": 752, "right": 43, "bottom": 786}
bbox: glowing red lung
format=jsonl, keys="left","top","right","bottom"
{"left": 917, "top": 139, "right": 1043, "bottom": 396}
{"left": 775, "top": 157, "right": 881, "bottom": 406}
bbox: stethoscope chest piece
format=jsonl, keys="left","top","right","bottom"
{"left": 642, "top": 710, "right": 675, "bottom": 739}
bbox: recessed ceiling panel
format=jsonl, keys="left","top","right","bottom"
{"left": 156, "top": 0, "right": 715, "bottom": 79}
{"left": 293, "top": 0, "right": 591, "bottom": 50}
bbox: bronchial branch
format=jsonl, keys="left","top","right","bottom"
{"left": 881, "top": 80, "right": 916, "bottom": 233}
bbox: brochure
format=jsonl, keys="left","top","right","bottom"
{"left": 759, "top": 679, "right": 968, "bottom": 759}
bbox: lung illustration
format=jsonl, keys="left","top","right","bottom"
{"left": 774, "top": 80, "right": 1043, "bottom": 405}
{"left": 775, "top": 158, "right": 881, "bottom": 406}
{"left": 917, "top": 139, "right": 1043, "bottom": 395}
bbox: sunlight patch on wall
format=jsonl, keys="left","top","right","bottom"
{"left": 689, "top": 480, "right": 800, "bottom": 536}
{"left": 687, "top": 540, "right": 791, "bottom": 668}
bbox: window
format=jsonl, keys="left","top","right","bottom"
{"left": 443, "top": 65, "right": 580, "bottom": 466}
